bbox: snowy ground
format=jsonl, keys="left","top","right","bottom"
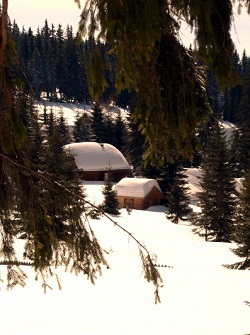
{"left": 1, "top": 104, "right": 248, "bottom": 334}
{"left": 1, "top": 174, "right": 250, "bottom": 335}
{"left": 34, "top": 100, "right": 128, "bottom": 126}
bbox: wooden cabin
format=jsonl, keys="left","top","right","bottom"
{"left": 64, "top": 142, "right": 131, "bottom": 182}
{"left": 114, "top": 178, "right": 163, "bottom": 210}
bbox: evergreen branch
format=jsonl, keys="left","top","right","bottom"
{"left": 0, "top": 150, "right": 159, "bottom": 265}
{"left": 0, "top": 151, "right": 163, "bottom": 302}
{"left": 84, "top": 207, "right": 164, "bottom": 303}
{"left": 0, "top": 151, "right": 54, "bottom": 184}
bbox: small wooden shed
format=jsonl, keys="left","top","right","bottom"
{"left": 64, "top": 142, "right": 131, "bottom": 182}
{"left": 114, "top": 178, "right": 163, "bottom": 210}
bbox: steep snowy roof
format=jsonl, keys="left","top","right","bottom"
{"left": 64, "top": 142, "right": 130, "bottom": 171}
{"left": 114, "top": 178, "right": 162, "bottom": 198}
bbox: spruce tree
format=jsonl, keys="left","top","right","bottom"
{"left": 123, "top": 109, "right": 145, "bottom": 176}
{"left": 230, "top": 169, "right": 250, "bottom": 269}
{"left": 229, "top": 128, "right": 241, "bottom": 178}
{"left": 113, "top": 113, "right": 127, "bottom": 152}
{"left": 73, "top": 111, "right": 92, "bottom": 142}
{"left": 164, "top": 162, "right": 190, "bottom": 224}
{"left": 233, "top": 66, "right": 250, "bottom": 177}
{"left": 221, "top": 51, "right": 242, "bottom": 123}
{"left": 40, "top": 20, "right": 57, "bottom": 99}
{"left": 58, "top": 111, "right": 71, "bottom": 145}
{"left": 55, "top": 24, "right": 69, "bottom": 100}
{"left": 101, "top": 172, "right": 120, "bottom": 215}
{"left": 91, "top": 103, "right": 106, "bottom": 142}
{"left": 103, "top": 112, "right": 115, "bottom": 145}
{"left": 193, "top": 122, "right": 236, "bottom": 242}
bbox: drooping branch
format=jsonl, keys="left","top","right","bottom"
{"left": 0, "top": 151, "right": 163, "bottom": 302}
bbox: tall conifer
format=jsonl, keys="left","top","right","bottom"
{"left": 193, "top": 122, "right": 236, "bottom": 242}
{"left": 231, "top": 169, "right": 250, "bottom": 269}
{"left": 101, "top": 172, "right": 120, "bottom": 215}
{"left": 91, "top": 103, "right": 106, "bottom": 142}
{"left": 233, "top": 66, "right": 250, "bottom": 177}
{"left": 164, "top": 162, "right": 190, "bottom": 223}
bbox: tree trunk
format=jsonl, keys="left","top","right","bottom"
{"left": 0, "top": 0, "right": 8, "bottom": 68}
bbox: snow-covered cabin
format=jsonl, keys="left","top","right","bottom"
{"left": 114, "top": 178, "right": 163, "bottom": 210}
{"left": 64, "top": 142, "right": 131, "bottom": 182}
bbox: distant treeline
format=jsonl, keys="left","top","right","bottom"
{"left": 10, "top": 20, "right": 130, "bottom": 107}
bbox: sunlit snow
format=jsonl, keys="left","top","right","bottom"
{"left": 1, "top": 169, "right": 250, "bottom": 335}
{"left": 1, "top": 104, "right": 249, "bottom": 335}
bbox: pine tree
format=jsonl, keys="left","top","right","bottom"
{"left": 101, "top": 172, "right": 120, "bottom": 215}
{"left": 122, "top": 109, "right": 145, "bottom": 176}
{"left": 222, "top": 51, "right": 242, "bottom": 123}
{"left": 58, "top": 110, "right": 71, "bottom": 145}
{"left": 103, "top": 111, "right": 116, "bottom": 145}
{"left": 230, "top": 169, "right": 250, "bottom": 269}
{"left": 113, "top": 113, "right": 128, "bottom": 153}
{"left": 193, "top": 122, "right": 236, "bottom": 242}
{"left": 55, "top": 24, "right": 69, "bottom": 100}
{"left": 40, "top": 20, "right": 57, "bottom": 99}
{"left": 164, "top": 162, "right": 190, "bottom": 224}
{"left": 233, "top": 65, "right": 250, "bottom": 177}
{"left": 91, "top": 103, "right": 106, "bottom": 142}
{"left": 73, "top": 111, "right": 92, "bottom": 142}
{"left": 229, "top": 128, "right": 241, "bottom": 178}
{"left": 206, "top": 70, "right": 220, "bottom": 116}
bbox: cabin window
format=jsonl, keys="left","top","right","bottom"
{"left": 124, "top": 198, "right": 134, "bottom": 209}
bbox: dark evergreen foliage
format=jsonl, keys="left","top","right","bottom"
{"left": 206, "top": 70, "right": 221, "bottom": 117}
{"left": 0, "top": 13, "right": 109, "bottom": 282}
{"left": 230, "top": 169, "right": 250, "bottom": 269}
{"left": 229, "top": 128, "right": 241, "bottom": 178}
{"left": 231, "top": 64, "right": 250, "bottom": 177}
{"left": 122, "top": 109, "right": 145, "bottom": 176}
{"left": 10, "top": 20, "right": 93, "bottom": 104}
{"left": 113, "top": 113, "right": 127, "bottom": 152}
{"left": 58, "top": 111, "right": 71, "bottom": 145}
{"left": 193, "top": 122, "right": 236, "bottom": 242}
{"left": 78, "top": 0, "right": 246, "bottom": 164}
{"left": 90, "top": 103, "right": 106, "bottom": 142}
{"left": 101, "top": 172, "right": 120, "bottom": 215}
{"left": 221, "top": 52, "right": 242, "bottom": 123}
{"left": 164, "top": 163, "right": 190, "bottom": 223}
{"left": 103, "top": 112, "right": 115, "bottom": 145}
{"left": 73, "top": 110, "right": 92, "bottom": 142}
{"left": 1, "top": 93, "right": 109, "bottom": 283}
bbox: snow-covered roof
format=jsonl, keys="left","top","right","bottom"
{"left": 114, "top": 178, "right": 162, "bottom": 198}
{"left": 64, "top": 142, "right": 130, "bottom": 171}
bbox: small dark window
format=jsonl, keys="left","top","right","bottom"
{"left": 124, "top": 198, "right": 134, "bottom": 209}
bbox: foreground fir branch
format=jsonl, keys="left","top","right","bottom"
{"left": 77, "top": 0, "right": 244, "bottom": 165}
{"left": 0, "top": 151, "right": 163, "bottom": 302}
{"left": 88, "top": 205, "right": 164, "bottom": 304}
{"left": 139, "top": 249, "right": 163, "bottom": 304}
